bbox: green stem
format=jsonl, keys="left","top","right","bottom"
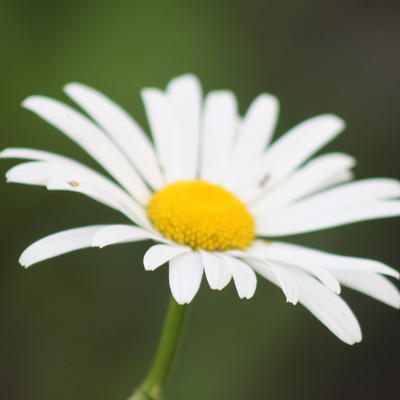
{"left": 128, "top": 297, "right": 187, "bottom": 400}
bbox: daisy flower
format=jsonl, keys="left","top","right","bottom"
{"left": 2, "top": 74, "right": 399, "bottom": 346}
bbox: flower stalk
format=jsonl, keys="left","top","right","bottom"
{"left": 128, "top": 297, "right": 187, "bottom": 400}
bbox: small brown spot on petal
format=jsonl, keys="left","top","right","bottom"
{"left": 68, "top": 180, "right": 80, "bottom": 188}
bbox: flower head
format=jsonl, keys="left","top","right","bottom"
{"left": 147, "top": 180, "right": 255, "bottom": 250}
{"left": 2, "top": 74, "right": 399, "bottom": 345}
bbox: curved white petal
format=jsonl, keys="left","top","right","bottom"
{"left": 237, "top": 114, "right": 345, "bottom": 191}
{"left": 258, "top": 200, "right": 400, "bottom": 236}
{"left": 7, "top": 161, "right": 150, "bottom": 229}
{"left": 200, "top": 251, "right": 231, "bottom": 290}
{"left": 6, "top": 161, "right": 70, "bottom": 186}
{"left": 6, "top": 159, "right": 105, "bottom": 186}
{"left": 19, "top": 225, "right": 108, "bottom": 268}
{"left": 246, "top": 257, "right": 361, "bottom": 343}
{"left": 332, "top": 270, "right": 400, "bottom": 309}
{"left": 92, "top": 225, "right": 163, "bottom": 248}
{"left": 47, "top": 174, "right": 151, "bottom": 229}
{"left": 228, "top": 248, "right": 298, "bottom": 303}
{"left": 295, "top": 273, "right": 362, "bottom": 345}
{"left": 224, "top": 94, "right": 279, "bottom": 187}
{"left": 169, "top": 251, "right": 203, "bottom": 304}
{"left": 166, "top": 74, "right": 202, "bottom": 180}
{"left": 141, "top": 88, "right": 184, "bottom": 183}
{"left": 251, "top": 152, "right": 356, "bottom": 212}
{"left": 250, "top": 241, "right": 342, "bottom": 293}
{"left": 64, "top": 83, "right": 164, "bottom": 190}
{"left": 277, "top": 178, "right": 400, "bottom": 211}
{"left": 323, "top": 170, "right": 354, "bottom": 189}
{"left": 246, "top": 257, "right": 299, "bottom": 304}
{"left": 200, "top": 91, "right": 237, "bottom": 184}
{"left": 143, "top": 244, "right": 190, "bottom": 271}
{"left": 22, "top": 96, "right": 150, "bottom": 204}
{"left": 253, "top": 241, "right": 399, "bottom": 279}
{"left": 221, "top": 255, "right": 257, "bottom": 299}
{"left": 0, "top": 147, "right": 87, "bottom": 164}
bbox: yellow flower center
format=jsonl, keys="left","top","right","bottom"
{"left": 147, "top": 180, "right": 255, "bottom": 251}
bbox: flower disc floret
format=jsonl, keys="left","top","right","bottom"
{"left": 147, "top": 180, "right": 255, "bottom": 251}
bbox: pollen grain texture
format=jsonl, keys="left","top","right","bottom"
{"left": 147, "top": 180, "right": 255, "bottom": 251}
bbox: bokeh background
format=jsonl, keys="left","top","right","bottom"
{"left": 1, "top": 1, "right": 399, "bottom": 399}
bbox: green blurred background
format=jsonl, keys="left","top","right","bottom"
{"left": 1, "top": 0, "right": 399, "bottom": 399}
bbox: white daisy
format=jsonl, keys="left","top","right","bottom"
{"left": 2, "top": 74, "right": 399, "bottom": 345}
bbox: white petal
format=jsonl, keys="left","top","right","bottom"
{"left": 169, "top": 252, "right": 203, "bottom": 304}
{"left": 332, "top": 270, "right": 400, "bottom": 309}
{"left": 47, "top": 174, "right": 123, "bottom": 210}
{"left": 253, "top": 241, "right": 399, "bottom": 279}
{"left": 200, "top": 91, "right": 237, "bottom": 184}
{"left": 92, "top": 225, "right": 163, "bottom": 248}
{"left": 295, "top": 273, "right": 362, "bottom": 345}
{"left": 251, "top": 241, "right": 341, "bottom": 293}
{"left": 22, "top": 96, "right": 150, "bottom": 204}
{"left": 245, "top": 255, "right": 361, "bottom": 344}
{"left": 19, "top": 225, "right": 108, "bottom": 268}
{"left": 1, "top": 148, "right": 131, "bottom": 201}
{"left": 280, "top": 178, "right": 400, "bottom": 211}
{"left": 7, "top": 161, "right": 150, "bottom": 229}
{"left": 64, "top": 83, "right": 164, "bottom": 190}
{"left": 251, "top": 152, "right": 356, "bottom": 212}
{"left": 247, "top": 256, "right": 299, "bottom": 304}
{"left": 6, "top": 160, "right": 99, "bottom": 186}
{"left": 258, "top": 200, "right": 400, "bottom": 236}
{"left": 6, "top": 161, "right": 69, "bottom": 186}
{"left": 322, "top": 170, "right": 354, "bottom": 190}
{"left": 237, "top": 114, "right": 345, "bottom": 191}
{"left": 220, "top": 255, "right": 257, "bottom": 299}
{"left": 224, "top": 94, "right": 279, "bottom": 187}
{"left": 200, "top": 251, "right": 231, "bottom": 290}
{"left": 141, "top": 88, "right": 184, "bottom": 183}
{"left": 166, "top": 74, "right": 202, "bottom": 180}
{"left": 0, "top": 147, "right": 87, "bottom": 164}
{"left": 1, "top": 147, "right": 150, "bottom": 227}
{"left": 47, "top": 173, "right": 151, "bottom": 229}
{"left": 143, "top": 244, "right": 190, "bottom": 271}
